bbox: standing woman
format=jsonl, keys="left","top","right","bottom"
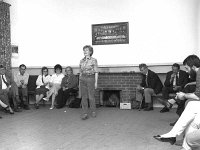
{"left": 34, "top": 67, "right": 51, "bottom": 109}
{"left": 79, "top": 45, "right": 98, "bottom": 120}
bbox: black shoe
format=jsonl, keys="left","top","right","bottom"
{"left": 34, "top": 103, "right": 39, "bottom": 109}
{"left": 23, "top": 105, "right": 30, "bottom": 110}
{"left": 153, "top": 135, "right": 176, "bottom": 145}
{"left": 157, "top": 98, "right": 173, "bottom": 109}
{"left": 143, "top": 107, "right": 153, "bottom": 111}
{"left": 170, "top": 120, "right": 177, "bottom": 126}
{"left": 160, "top": 107, "right": 170, "bottom": 113}
{"left": 14, "top": 108, "right": 22, "bottom": 112}
{"left": 56, "top": 105, "right": 63, "bottom": 109}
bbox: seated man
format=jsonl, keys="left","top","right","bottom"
{"left": 153, "top": 54, "right": 200, "bottom": 150}
{"left": 0, "top": 65, "right": 15, "bottom": 114}
{"left": 0, "top": 65, "right": 20, "bottom": 112}
{"left": 56, "top": 66, "right": 78, "bottom": 109}
{"left": 135, "top": 63, "right": 163, "bottom": 111}
{"left": 14, "top": 64, "right": 30, "bottom": 110}
{"left": 160, "top": 63, "right": 189, "bottom": 113}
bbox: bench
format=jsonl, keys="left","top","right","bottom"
{"left": 27, "top": 75, "right": 79, "bottom": 105}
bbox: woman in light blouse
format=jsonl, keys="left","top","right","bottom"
{"left": 79, "top": 45, "right": 98, "bottom": 120}
{"left": 43, "top": 64, "right": 64, "bottom": 109}
{"left": 34, "top": 67, "right": 51, "bottom": 109}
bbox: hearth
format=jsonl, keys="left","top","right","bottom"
{"left": 100, "top": 90, "right": 121, "bottom": 107}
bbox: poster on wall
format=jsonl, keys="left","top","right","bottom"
{"left": 92, "top": 22, "right": 129, "bottom": 45}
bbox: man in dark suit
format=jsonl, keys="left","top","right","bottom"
{"left": 135, "top": 63, "right": 163, "bottom": 111}
{"left": 0, "top": 65, "right": 21, "bottom": 112}
{"left": 159, "top": 63, "right": 189, "bottom": 113}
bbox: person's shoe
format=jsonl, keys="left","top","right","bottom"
{"left": 13, "top": 107, "right": 22, "bottom": 112}
{"left": 170, "top": 120, "right": 177, "bottom": 126}
{"left": 0, "top": 116, "right": 2, "bottom": 119}
{"left": 81, "top": 114, "right": 89, "bottom": 120}
{"left": 23, "top": 105, "right": 30, "bottom": 110}
{"left": 8, "top": 107, "right": 14, "bottom": 114}
{"left": 143, "top": 107, "right": 153, "bottom": 111}
{"left": 43, "top": 97, "right": 49, "bottom": 101}
{"left": 153, "top": 135, "right": 176, "bottom": 145}
{"left": 91, "top": 112, "right": 96, "bottom": 118}
{"left": 158, "top": 98, "right": 173, "bottom": 109}
{"left": 49, "top": 105, "right": 54, "bottom": 110}
{"left": 34, "top": 103, "right": 39, "bottom": 109}
{"left": 160, "top": 107, "right": 170, "bottom": 113}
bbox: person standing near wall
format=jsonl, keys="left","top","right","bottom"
{"left": 79, "top": 45, "right": 98, "bottom": 120}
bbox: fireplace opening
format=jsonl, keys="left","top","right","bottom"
{"left": 100, "top": 90, "right": 121, "bottom": 107}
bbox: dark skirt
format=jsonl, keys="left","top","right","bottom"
{"left": 35, "top": 86, "right": 49, "bottom": 96}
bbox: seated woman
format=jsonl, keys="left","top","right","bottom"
{"left": 34, "top": 67, "right": 51, "bottom": 109}
{"left": 56, "top": 66, "right": 78, "bottom": 109}
{"left": 43, "top": 64, "right": 64, "bottom": 109}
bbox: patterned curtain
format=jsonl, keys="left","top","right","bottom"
{"left": 0, "top": 2, "right": 11, "bottom": 76}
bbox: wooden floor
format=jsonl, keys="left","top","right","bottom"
{"left": 0, "top": 106, "right": 182, "bottom": 150}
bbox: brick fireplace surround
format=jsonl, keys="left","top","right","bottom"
{"left": 95, "top": 72, "right": 141, "bottom": 105}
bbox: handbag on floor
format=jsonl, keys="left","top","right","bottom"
{"left": 68, "top": 98, "right": 81, "bottom": 108}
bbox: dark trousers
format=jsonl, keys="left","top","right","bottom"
{"left": 18, "top": 87, "right": 28, "bottom": 106}
{"left": 56, "top": 88, "right": 77, "bottom": 108}
{"left": 162, "top": 86, "right": 176, "bottom": 100}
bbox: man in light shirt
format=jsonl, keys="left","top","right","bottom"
{"left": 14, "top": 64, "right": 30, "bottom": 110}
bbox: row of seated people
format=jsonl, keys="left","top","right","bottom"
{"left": 133, "top": 55, "right": 200, "bottom": 150}
{"left": 135, "top": 63, "right": 196, "bottom": 114}
{"left": 34, "top": 64, "right": 78, "bottom": 110}
{"left": 0, "top": 64, "right": 30, "bottom": 119}
{"left": 0, "top": 64, "right": 79, "bottom": 118}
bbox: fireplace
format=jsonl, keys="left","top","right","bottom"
{"left": 100, "top": 90, "right": 121, "bottom": 107}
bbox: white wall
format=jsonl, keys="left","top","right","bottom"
{"left": 8, "top": 0, "right": 199, "bottom": 68}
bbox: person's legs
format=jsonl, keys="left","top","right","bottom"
{"left": 80, "top": 76, "right": 89, "bottom": 119}
{"left": 44, "top": 88, "right": 53, "bottom": 100}
{"left": 0, "top": 92, "right": 14, "bottom": 114}
{"left": 21, "top": 87, "right": 29, "bottom": 109}
{"left": 9, "top": 82, "right": 20, "bottom": 111}
{"left": 50, "top": 84, "right": 60, "bottom": 109}
{"left": 62, "top": 89, "right": 73, "bottom": 107}
{"left": 0, "top": 99, "right": 8, "bottom": 108}
{"left": 135, "top": 89, "right": 144, "bottom": 109}
{"left": 186, "top": 129, "right": 200, "bottom": 150}
{"left": 143, "top": 88, "right": 155, "bottom": 111}
{"left": 183, "top": 113, "right": 200, "bottom": 150}
{"left": 162, "top": 86, "right": 174, "bottom": 100}
{"left": 56, "top": 89, "right": 64, "bottom": 108}
{"left": 50, "top": 94, "right": 56, "bottom": 109}
{"left": 87, "top": 76, "right": 96, "bottom": 116}
{"left": 161, "top": 101, "right": 200, "bottom": 138}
